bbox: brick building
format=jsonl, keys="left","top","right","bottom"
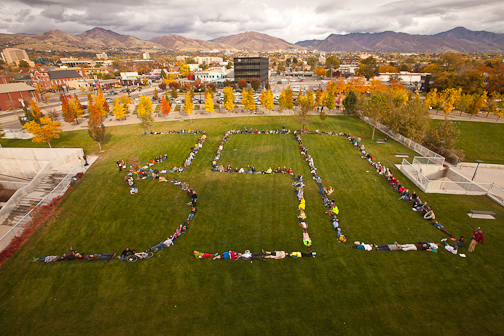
{"left": 0, "top": 76, "right": 39, "bottom": 111}
{"left": 29, "top": 70, "right": 83, "bottom": 91}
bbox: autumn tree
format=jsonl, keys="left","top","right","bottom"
{"left": 237, "top": 79, "right": 248, "bottom": 91}
{"left": 113, "top": 98, "right": 126, "bottom": 120}
{"left": 184, "top": 90, "right": 194, "bottom": 122}
{"left": 324, "top": 89, "right": 336, "bottom": 111}
{"left": 87, "top": 100, "right": 106, "bottom": 151}
{"left": 319, "top": 110, "right": 328, "bottom": 125}
{"left": 262, "top": 88, "right": 274, "bottom": 113}
{"left": 23, "top": 116, "right": 62, "bottom": 148}
{"left": 179, "top": 62, "right": 190, "bottom": 77}
{"left": 70, "top": 93, "right": 84, "bottom": 124}
{"left": 296, "top": 91, "right": 314, "bottom": 130}
{"left": 278, "top": 89, "right": 288, "bottom": 120}
{"left": 285, "top": 87, "right": 294, "bottom": 110}
{"left": 331, "top": 76, "right": 348, "bottom": 94}
{"left": 153, "top": 88, "right": 159, "bottom": 101}
{"left": 467, "top": 92, "right": 487, "bottom": 119}
{"left": 241, "top": 89, "right": 255, "bottom": 112}
{"left": 359, "top": 93, "right": 392, "bottom": 140}
{"left": 315, "top": 89, "right": 323, "bottom": 108}
{"left": 357, "top": 56, "right": 378, "bottom": 79}
{"left": 160, "top": 96, "right": 171, "bottom": 117}
{"left": 19, "top": 100, "right": 44, "bottom": 125}
{"left": 314, "top": 68, "right": 327, "bottom": 77}
{"left": 223, "top": 86, "right": 235, "bottom": 113}
{"left": 325, "top": 55, "right": 341, "bottom": 69}
{"left": 250, "top": 77, "right": 261, "bottom": 91}
{"left": 120, "top": 94, "right": 132, "bottom": 113}
{"left": 60, "top": 94, "right": 74, "bottom": 123}
{"left": 204, "top": 92, "right": 214, "bottom": 114}
{"left": 343, "top": 90, "right": 358, "bottom": 115}
{"left": 442, "top": 88, "right": 461, "bottom": 114}
{"left": 423, "top": 118, "right": 460, "bottom": 153}
{"left": 137, "top": 95, "right": 154, "bottom": 131}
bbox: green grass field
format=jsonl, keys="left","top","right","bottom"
{"left": 1, "top": 116, "right": 503, "bottom": 335}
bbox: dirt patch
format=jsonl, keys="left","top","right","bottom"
{"left": 0, "top": 189, "right": 16, "bottom": 202}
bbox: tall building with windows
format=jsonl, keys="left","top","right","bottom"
{"left": 1, "top": 48, "right": 30, "bottom": 65}
{"left": 233, "top": 57, "right": 269, "bottom": 85}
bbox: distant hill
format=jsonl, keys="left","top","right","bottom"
{"left": 296, "top": 27, "right": 504, "bottom": 52}
{"left": 149, "top": 35, "right": 236, "bottom": 52}
{"left": 211, "top": 31, "right": 301, "bottom": 51}
{"left": 77, "top": 27, "right": 160, "bottom": 49}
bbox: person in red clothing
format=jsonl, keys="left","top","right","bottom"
{"left": 468, "top": 228, "right": 485, "bottom": 252}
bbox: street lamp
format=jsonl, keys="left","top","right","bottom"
{"left": 472, "top": 160, "right": 484, "bottom": 181}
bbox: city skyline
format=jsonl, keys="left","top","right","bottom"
{"left": 0, "top": 0, "right": 503, "bottom": 43}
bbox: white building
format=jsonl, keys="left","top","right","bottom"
{"left": 142, "top": 53, "right": 150, "bottom": 60}
{"left": 194, "top": 67, "right": 227, "bottom": 84}
{"left": 375, "top": 72, "right": 424, "bottom": 86}
{"left": 194, "top": 56, "right": 223, "bottom": 65}
{"left": 96, "top": 53, "right": 108, "bottom": 60}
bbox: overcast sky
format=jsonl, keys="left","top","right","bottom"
{"left": 1, "top": 0, "right": 503, "bottom": 42}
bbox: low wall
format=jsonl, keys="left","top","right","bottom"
{"left": 0, "top": 148, "right": 85, "bottom": 224}
{"left": 456, "top": 163, "right": 504, "bottom": 170}
{"left": 0, "top": 148, "right": 81, "bottom": 179}
{"left": 0, "top": 181, "right": 29, "bottom": 190}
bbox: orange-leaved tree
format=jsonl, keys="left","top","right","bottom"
{"left": 160, "top": 96, "right": 171, "bottom": 117}
{"left": 87, "top": 99, "right": 106, "bottom": 151}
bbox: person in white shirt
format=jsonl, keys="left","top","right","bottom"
{"left": 441, "top": 238, "right": 458, "bottom": 255}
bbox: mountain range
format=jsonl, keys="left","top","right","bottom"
{"left": 1, "top": 27, "right": 504, "bottom": 53}
{"left": 296, "top": 27, "right": 504, "bottom": 52}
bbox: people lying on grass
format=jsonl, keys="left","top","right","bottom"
{"left": 241, "top": 250, "right": 266, "bottom": 261}
{"left": 193, "top": 250, "right": 217, "bottom": 259}
{"left": 226, "top": 165, "right": 233, "bottom": 172}
{"left": 262, "top": 167, "right": 273, "bottom": 174}
{"left": 299, "top": 220, "right": 308, "bottom": 230}
{"left": 29, "top": 255, "right": 61, "bottom": 263}
{"left": 180, "top": 221, "right": 189, "bottom": 233}
{"left": 118, "top": 247, "right": 134, "bottom": 260}
{"left": 400, "top": 242, "right": 438, "bottom": 252}
{"left": 213, "top": 251, "right": 241, "bottom": 260}
{"left": 296, "top": 188, "right": 304, "bottom": 201}
{"left": 399, "top": 189, "right": 409, "bottom": 201}
{"left": 298, "top": 209, "right": 307, "bottom": 222}
{"left": 290, "top": 251, "right": 316, "bottom": 258}
{"left": 432, "top": 221, "right": 451, "bottom": 236}
{"left": 81, "top": 253, "right": 117, "bottom": 263}
{"left": 238, "top": 167, "right": 245, "bottom": 173}
{"left": 424, "top": 208, "right": 436, "bottom": 221}
{"left": 452, "top": 236, "right": 466, "bottom": 248}
{"left": 234, "top": 167, "right": 239, "bottom": 173}
{"left": 412, "top": 199, "right": 423, "bottom": 212}
{"left": 293, "top": 182, "right": 304, "bottom": 188}
{"left": 331, "top": 215, "right": 340, "bottom": 230}
{"left": 181, "top": 182, "right": 189, "bottom": 191}
{"left": 130, "top": 187, "right": 138, "bottom": 194}
{"left": 282, "top": 166, "right": 287, "bottom": 174}
{"left": 421, "top": 203, "right": 430, "bottom": 215}
{"left": 274, "top": 167, "right": 282, "bottom": 174}
{"left": 117, "top": 160, "right": 122, "bottom": 171}
{"left": 150, "top": 237, "right": 174, "bottom": 252}
{"left": 247, "top": 166, "right": 256, "bottom": 174}
{"left": 393, "top": 180, "right": 401, "bottom": 192}
{"left": 294, "top": 174, "right": 303, "bottom": 182}
{"left": 288, "top": 167, "right": 294, "bottom": 175}
{"left": 398, "top": 185, "right": 406, "bottom": 194}
{"left": 303, "top": 232, "right": 312, "bottom": 251}
{"left": 410, "top": 190, "right": 418, "bottom": 203}
{"left": 298, "top": 198, "right": 306, "bottom": 211}
{"left": 336, "top": 228, "right": 347, "bottom": 243}
{"left": 264, "top": 251, "right": 289, "bottom": 259}
{"left": 441, "top": 239, "right": 458, "bottom": 255}
{"left": 326, "top": 187, "right": 334, "bottom": 196}
{"left": 187, "top": 207, "right": 197, "bottom": 221}
{"left": 326, "top": 205, "right": 339, "bottom": 217}
{"left": 375, "top": 242, "right": 402, "bottom": 251}
{"left": 352, "top": 242, "right": 374, "bottom": 251}
{"left": 61, "top": 246, "right": 79, "bottom": 260}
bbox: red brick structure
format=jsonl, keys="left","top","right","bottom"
{"left": 30, "top": 70, "right": 82, "bottom": 91}
{"left": 0, "top": 76, "right": 39, "bottom": 111}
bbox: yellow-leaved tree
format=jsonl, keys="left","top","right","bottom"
{"left": 331, "top": 77, "right": 348, "bottom": 94}
{"left": 179, "top": 62, "right": 190, "bottom": 77}
{"left": 263, "top": 88, "right": 274, "bottom": 113}
{"left": 241, "top": 89, "right": 255, "bottom": 112}
{"left": 70, "top": 93, "right": 84, "bottom": 124}
{"left": 204, "top": 92, "right": 214, "bottom": 114}
{"left": 442, "top": 88, "right": 462, "bottom": 114}
{"left": 23, "top": 116, "right": 62, "bottom": 148}
{"left": 113, "top": 98, "right": 126, "bottom": 121}
{"left": 137, "top": 96, "right": 154, "bottom": 132}
{"left": 223, "top": 86, "right": 235, "bottom": 113}
{"left": 184, "top": 90, "right": 194, "bottom": 122}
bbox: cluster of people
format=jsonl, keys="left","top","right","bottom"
{"left": 30, "top": 181, "right": 199, "bottom": 264}
{"left": 345, "top": 133, "right": 486, "bottom": 254}
{"left": 212, "top": 128, "right": 292, "bottom": 173}
{"left": 142, "top": 129, "right": 205, "bottom": 135}
{"left": 194, "top": 249, "right": 315, "bottom": 261}
{"left": 294, "top": 130, "right": 343, "bottom": 242}
{"left": 352, "top": 241, "right": 440, "bottom": 252}
{"left": 29, "top": 246, "right": 118, "bottom": 264}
